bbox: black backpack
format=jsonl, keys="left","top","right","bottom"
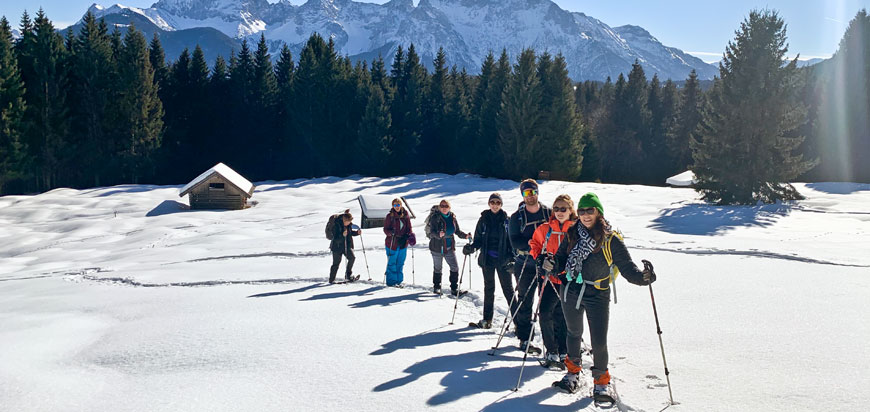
{"left": 325, "top": 214, "right": 341, "bottom": 240}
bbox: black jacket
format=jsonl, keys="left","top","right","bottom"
{"left": 425, "top": 206, "right": 468, "bottom": 253}
{"left": 330, "top": 222, "right": 360, "bottom": 252}
{"left": 553, "top": 224, "right": 647, "bottom": 295}
{"left": 469, "top": 209, "right": 514, "bottom": 267}
{"left": 508, "top": 202, "right": 551, "bottom": 253}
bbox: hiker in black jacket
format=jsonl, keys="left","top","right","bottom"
{"left": 508, "top": 179, "right": 551, "bottom": 354}
{"left": 462, "top": 193, "right": 515, "bottom": 329}
{"left": 329, "top": 209, "right": 361, "bottom": 284}
{"left": 546, "top": 192, "right": 656, "bottom": 400}
{"left": 425, "top": 199, "right": 471, "bottom": 296}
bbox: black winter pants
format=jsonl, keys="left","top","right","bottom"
{"left": 481, "top": 263, "right": 514, "bottom": 322}
{"left": 329, "top": 248, "right": 355, "bottom": 282}
{"left": 562, "top": 283, "right": 610, "bottom": 381}
{"left": 539, "top": 278, "right": 568, "bottom": 355}
{"left": 513, "top": 255, "right": 538, "bottom": 342}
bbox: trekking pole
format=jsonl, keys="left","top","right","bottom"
{"left": 489, "top": 257, "right": 535, "bottom": 355}
{"left": 411, "top": 246, "right": 416, "bottom": 285}
{"left": 358, "top": 228, "right": 371, "bottom": 281}
{"left": 643, "top": 260, "right": 674, "bottom": 405}
{"left": 449, "top": 250, "right": 471, "bottom": 325}
{"left": 514, "top": 276, "right": 549, "bottom": 391}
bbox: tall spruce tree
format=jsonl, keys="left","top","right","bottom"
{"left": 669, "top": 69, "right": 703, "bottom": 172}
{"left": 250, "top": 34, "right": 279, "bottom": 179}
{"left": 0, "top": 17, "right": 27, "bottom": 194}
{"left": 537, "top": 53, "right": 584, "bottom": 179}
{"left": 809, "top": 9, "right": 870, "bottom": 182}
{"left": 498, "top": 48, "right": 543, "bottom": 179}
{"left": 445, "top": 65, "right": 472, "bottom": 173}
{"left": 274, "top": 44, "right": 296, "bottom": 179}
{"left": 116, "top": 25, "right": 163, "bottom": 183}
{"left": 389, "top": 44, "right": 426, "bottom": 173}
{"left": 472, "top": 49, "right": 510, "bottom": 176}
{"left": 422, "top": 47, "right": 449, "bottom": 172}
{"left": 19, "top": 9, "right": 70, "bottom": 190}
{"left": 693, "top": 9, "right": 815, "bottom": 204}
{"left": 600, "top": 61, "right": 649, "bottom": 183}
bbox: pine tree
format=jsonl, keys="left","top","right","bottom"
{"left": 809, "top": 9, "right": 870, "bottom": 182}
{"left": 537, "top": 53, "right": 585, "bottom": 180}
{"left": 357, "top": 75, "right": 392, "bottom": 175}
{"left": 250, "top": 34, "right": 279, "bottom": 178}
{"left": 0, "top": 17, "right": 27, "bottom": 194}
{"left": 116, "top": 24, "right": 163, "bottom": 183}
{"left": 445, "top": 65, "right": 472, "bottom": 173}
{"left": 19, "top": 9, "right": 70, "bottom": 190}
{"left": 207, "top": 55, "right": 235, "bottom": 181}
{"left": 693, "top": 9, "right": 815, "bottom": 204}
{"left": 498, "top": 48, "right": 543, "bottom": 179}
{"left": 149, "top": 34, "right": 168, "bottom": 90}
{"left": 643, "top": 74, "right": 673, "bottom": 184}
{"left": 389, "top": 44, "right": 426, "bottom": 174}
{"left": 421, "top": 47, "right": 449, "bottom": 172}
{"left": 669, "top": 69, "right": 703, "bottom": 172}
{"left": 274, "top": 44, "right": 295, "bottom": 179}
{"left": 600, "top": 61, "right": 649, "bottom": 183}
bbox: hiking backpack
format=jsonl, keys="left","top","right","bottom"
{"left": 325, "top": 214, "right": 342, "bottom": 240}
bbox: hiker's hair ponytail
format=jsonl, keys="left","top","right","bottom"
{"left": 340, "top": 209, "right": 353, "bottom": 221}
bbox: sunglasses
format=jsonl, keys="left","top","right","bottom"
{"left": 553, "top": 206, "right": 569, "bottom": 213}
{"left": 578, "top": 207, "right": 597, "bottom": 216}
{"left": 489, "top": 200, "right": 502, "bottom": 205}
{"left": 392, "top": 203, "right": 402, "bottom": 207}
{"left": 439, "top": 204, "right": 450, "bottom": 209}
{"left": 521, "top": 188, "right": 538, "bottom": 197}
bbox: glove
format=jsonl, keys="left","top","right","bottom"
{"left": 641, "top": 259, "right": 657, "bottom": 284}
{"left": 407, "top": 233, "right": 416, "bottom": 247}
{"left": 541, "top": 256, "right": 555, "bottom": 273}
{"left": 462, "top": 244, "right": 474, "bottom": 256}
{"left": 535, "top": 253, "right": 547, "bottom": 267}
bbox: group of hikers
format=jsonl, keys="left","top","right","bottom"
{"left": 326, "top": 178, "right": 658, "bottom": 402}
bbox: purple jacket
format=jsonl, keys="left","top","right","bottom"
{"left": 384, "top": 209, "right": 414, "bottom": 250}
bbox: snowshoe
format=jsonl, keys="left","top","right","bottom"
{"left": 392, "top": 283, "right": 405, "bottom": 289}
{"left": 593, "top": 384, "right": 616, "bottom": 407}
{"left": 539, "top": 353, "right": 566, "bottom": 370}
{"left": 468, "top": 319, "right": 492, "bottom": 329}
{"left": 552, "top": 372, "right": 581, "bottom": 394}
{"left": 450, "top": 289, "right": 468, "bottom": 297}
{"left": 345, "top": 274, "right": 360, "bottom": 283}
{"left": 519, "top": 340, "right": 542, "bottom": 355}
{"left": 434, "top": 286, "right": 442, "bottom": 295}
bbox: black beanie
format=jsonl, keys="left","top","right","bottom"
{"left": 519, "top": 179, "right": 538, "bottom": 192}
{"left": 489, "top": 193, "right": 503, "bottom": 203}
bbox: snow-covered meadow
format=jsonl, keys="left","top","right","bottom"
{"left": 1, "top": 174, "right": 868, "bottom": 411}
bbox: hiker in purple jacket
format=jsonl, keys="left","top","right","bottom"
{"left": 384, "top": 198, "right": 415, "bottom": 287}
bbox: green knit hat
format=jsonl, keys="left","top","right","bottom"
{"left": 577, "top": 192, "right": 604, "bottom": 215}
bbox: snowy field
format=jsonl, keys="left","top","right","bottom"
{"left": 1, "top": 174, "right": 868, "bottom": 412}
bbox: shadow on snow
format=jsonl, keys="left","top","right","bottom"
{"left": 649, "top": 202, "right": 791, "bottom": 235}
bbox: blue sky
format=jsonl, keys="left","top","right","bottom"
{"left": 3, "top": 0, "right": 867, "bottom": 62}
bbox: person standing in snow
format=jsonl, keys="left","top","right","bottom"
{"left": 462, "top": 193, "right": 515, "bottom": 329}
{"left": 329, "top": 209, "right": 362, "bottom": 284}
{"left": 384, "top": 198, "right": 415, "bottom": 287}
{"left": 546, "top": 193, "right": 656, "bottom": 401}
{"left": 508, "top": 179, "right": 551, "bottom": 354}
{"left": 425, "top": 199, "right": 471, "bottom": 296}
{"left": 529, "top": 194, "right": 576, "bottom": 369}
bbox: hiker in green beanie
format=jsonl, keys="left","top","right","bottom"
{"left": 545, "top": 192, "right": 657, "bottom": 403}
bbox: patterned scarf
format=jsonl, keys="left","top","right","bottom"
{"left": 564, "top": 226, "right": 597, "bottom": 283}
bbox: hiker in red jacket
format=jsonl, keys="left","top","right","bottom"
{"left": 530, "top": 194, "right": 576, "bottom": 370}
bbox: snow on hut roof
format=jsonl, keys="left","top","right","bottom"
{"left": 179, "top": 163, "right": 255, "bottom": 198}
{"left": 358, "top": 195, "right": 415, "bottom": 219}
{"left": 665, "top": 170, "right": 697, "bottom": 187}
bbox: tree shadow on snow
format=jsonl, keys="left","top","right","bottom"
{"left": 349, "top": 291, "right": 438, "bottom": 308}
{"left": 373, "top": 346, "right": 547, "bottom": 406}
{"left": 300, "top": 285, "right": 381, "bottom": 301}
{"left": 246, "top": 283, "right": 326, "bottom": 298}
{"left": 648, "top": 202, "right": 791, "bottom": 235}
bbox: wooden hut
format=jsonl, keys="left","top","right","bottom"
{"left": 179, "top": 163, "right": 255, "bottom": 210}
{"left": 357, "top": 195, "right": 415, "bottom": 228}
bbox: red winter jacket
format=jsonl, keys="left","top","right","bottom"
{"left": 384, "top": 208, "right": 413, "bottom": 250}
{"left": 529, "top": 217, "right": 575, "bottom": 259}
